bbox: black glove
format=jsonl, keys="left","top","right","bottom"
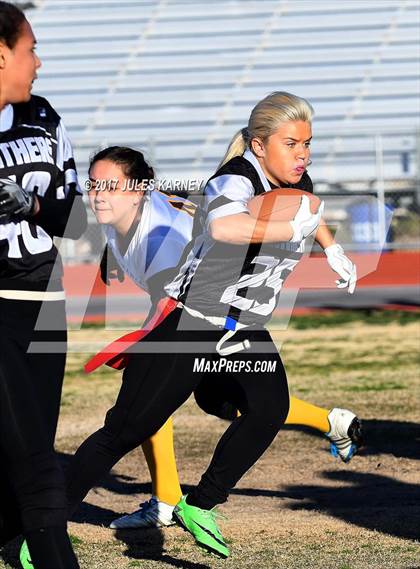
{"left": 100, "top": 244, "right": 125, "bottom": 285}
{"left": 0, "top": 178, "right": 35, "bottom": 223}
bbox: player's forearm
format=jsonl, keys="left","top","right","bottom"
{"left": 315, "top": 219, "right": 335, "bottom": 250}
{"left": 209, "top": 213, "right": 293, "bottom": 244}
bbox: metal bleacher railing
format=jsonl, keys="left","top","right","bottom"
{"left": 21, "top": 0, "right": 420, "bottom": 259}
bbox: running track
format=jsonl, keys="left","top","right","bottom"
{"left": 63, "top": 251, "right": 420, "bottom": 323}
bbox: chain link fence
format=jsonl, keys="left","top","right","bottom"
{"left": 314, "top": 178, "right": 419, "bottom": 252}
{"left": 60, "top": 132, "right": 420, "bottom": 264}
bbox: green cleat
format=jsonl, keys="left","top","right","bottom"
{"left": 19, "top": 540, "right": 33, "bottom": 569}
{"left": 173, "top": 495, "right": 229, "bottom": 558}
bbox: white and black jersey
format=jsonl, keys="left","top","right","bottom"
{"left": 165, "top": 149, "right": 313, "bottom": 328}
{"left": 0, "top": 96, "right": 86, "bottom": 292}
{"left": 104, "top": 190, "right": 195, "bottom": 304}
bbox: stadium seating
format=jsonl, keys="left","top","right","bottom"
{"left": 27, "top": 0, "right": 419, "bottom": 185}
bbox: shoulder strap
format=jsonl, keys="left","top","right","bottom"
{"left": 208, "top": 156, "right": 267, "bottom": 196}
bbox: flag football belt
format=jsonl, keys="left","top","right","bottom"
{"left": 84, "top": 296, "right": 178, "bottom": 374}
{"left": 84, "top": 296, "right": 252, "bottom": 374}
{"left": 179, "top": 303, "right": 251, "bottom": 357}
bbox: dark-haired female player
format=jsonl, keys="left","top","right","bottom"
{"left": 0, "top": 2, "right": 86, "bottom": 567}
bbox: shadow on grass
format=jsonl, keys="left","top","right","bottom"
{"left": 0, "top": 528, "right": 210, "bottom": 569}
{"left": 2, "top": 418, "right": 417, "bottom": 567}
{"left": 115, "top": 528, "right": 211, "bottom": 569}
{"left": 284, "top": 470, "right": 420, "bottom": 541}
{"left": 67, "top": 418, "right": 419, "bottom": 511}
{"left": 283, "top": 418, "right": 420, "bottom": 461}
{"left": 359, "top": 419, "right": 420, "bottom": 461}
{"left": 70, "top": 495, "right": 211, "bottom": 567}
{"left": 0, "top": 537, "right": 19, "bottom": 569}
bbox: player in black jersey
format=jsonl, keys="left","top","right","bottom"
{"left": 84, "top": 150, "right": 360, "bottom": 533}
{"left": 65, "top": 92, "right": 338, "bottom": 559}
{"left": 0, "top": 3, "right": 85, "bottom": 568}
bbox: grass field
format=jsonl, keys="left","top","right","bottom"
{"left": 1, "top": 311, "right": 419, "bottom": 569}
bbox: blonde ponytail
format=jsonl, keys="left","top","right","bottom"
{"left": 218, "top": 128, "right": 248, "bottom": 169}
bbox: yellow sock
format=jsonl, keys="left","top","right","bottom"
{"left": 141, "top": 417, "right": 182, "bottom": 506}
{"left": 285, "top": 396, "right": 330, "bottom": 433}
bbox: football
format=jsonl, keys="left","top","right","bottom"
{"left": 247, "top": 188, "right": 321, "bottom": 221}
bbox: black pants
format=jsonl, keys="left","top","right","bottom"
{"left": 67, "top": 307, "right": 289, "bottom": 512}
{"left": 0, "top": 298, "right": 67, "bottom": 539}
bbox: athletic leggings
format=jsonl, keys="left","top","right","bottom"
{"left": 0, "top": 297, "right": 79, "bottom": 569}
{"left": 67, "top": 307, "right": 289, "bottom": 512}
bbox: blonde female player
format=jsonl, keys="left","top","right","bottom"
{"left": 66, "top": 93, "right": 360, "bottom": 558}
{"left": 84, "top": 144, "right": 362, "bottom": 532}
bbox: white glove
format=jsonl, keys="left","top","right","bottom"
{"left": 325, "top": 243, "right": 357, "bottom": 294}
{"left": 290, "top": 195, "right": 324, "bottom": 242}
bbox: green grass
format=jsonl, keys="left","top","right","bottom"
{"left": 73, "top": 310, "right": 420, "bottom": 331}
{"left": 71, "top": 320, "right": 142, "bottom": 330}
{"left": 1, "top": 313, "right": 419, "bottom": 569}
{"left": 344, "top": 380, "right": 406, "bottom": 392}
{"left": 285, "top": 310, "right": 420, "bottom": 329}
{"left": 69, "top": 534, "right": 83, "bottom": 547}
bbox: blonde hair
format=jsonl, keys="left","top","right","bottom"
{"left": 218, "top": 91, "right": 314, "bottom": 168}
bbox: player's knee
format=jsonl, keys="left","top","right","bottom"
{"left": 278, "top": 391, "right": 290, "bottom": 424}
{"left": 253, "top": 393, "right": 289, "bottom": 431}
{"left": 194, "top": 390, "right": 237, "bottom": 421}
{"left": 103, "top": 405, "right": 131, "bottom": 442}
{"left": 98, "top": 412, "right": 133, "bottom": 455}
{"left": 264, "top": 408, "right": 288, "bottom": 432}
{"left": 95, "top": 425, "right": 136, "bottom": 456}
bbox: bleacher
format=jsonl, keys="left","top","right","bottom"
{"left": 26, "top": 0, "right": 419, "bottom": 185}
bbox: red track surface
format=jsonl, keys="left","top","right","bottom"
{"left": 64, "top": 251, "right": 420, "bottom": 298}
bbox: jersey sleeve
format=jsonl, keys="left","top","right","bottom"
{"left": 204, "top": 174, "right": 254, "bottom": 227}
{"left": 55, "top": 120, "right": 81, "bottom": 198}
{"left": 32, "top": 119, "right": 87, "bottom": 238}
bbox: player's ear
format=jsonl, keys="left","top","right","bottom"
{"left": 0, "top": 40, "right": 12, "bottom": 70}
{"left": 0, "top": 42, "right": 6, "bottom": 69}
{"left": 250, "top": 137, "right": 265, "bottom": 158}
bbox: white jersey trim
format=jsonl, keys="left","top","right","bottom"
{"left": 0, "top": 105, "right": 13, "bottom": 132}
{"left": 205, "top": 174, "right": 253, "bottom": 226}
{"left": 243, "top": 149, "right": 272, "bottom": 193}
{"left": 0, "top": 289, "right": 65, "bottom": 301}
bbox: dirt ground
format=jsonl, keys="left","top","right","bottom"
{"left": 1, "top": 314, "right": 419, "bottom": 569}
